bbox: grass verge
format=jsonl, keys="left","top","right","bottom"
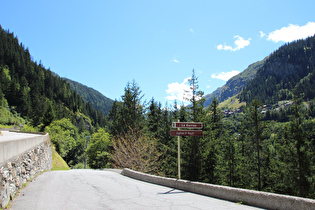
{"left": 51, "top": 144, "right": 70, "bottom": 170}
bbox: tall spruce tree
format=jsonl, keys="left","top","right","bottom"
{"left": 243, "top": 99, "right": 266, "bottom": 190}
{"left": 182, "top": 69, "right": 205, "bottom": 181}
{"left": 201, "top": 96, "right": 222, "bottom": 183}
{"left": 290, "top": 93, "right": 310, "bottom": 197}
{"left": 108, "top": 80, "right": 145, "bottom": 136}
{"left": 146, "top": 98, "right": 161, "bottom": 137}
{"left": 218, "top": 120, "right": 237, "bottom": 186}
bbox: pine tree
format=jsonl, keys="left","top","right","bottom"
{"left": 108, "top": 100, "right": 121, "bottom": 135}
{"left": 146, "top": 98, "right": 161, "bottom": 137}
{"left": 244, "top": 99, "right": 266, "bottom": 191}
{"left": 186, "top": 69, "right": 205, "bottom": 122}
{"left": 108, "top": 80, "right": 145, "bottom": 136}
{"left": 290, "top": 93, "right": 310, "bottom": 197}
{"left": 201, "top": 96, "right": 222, "bottom": 183}
{"left": 182, "top": 69, "right": 205, "bottom": 181}
{"left": 215, "top": 119, "right": 239, "bottom": 187}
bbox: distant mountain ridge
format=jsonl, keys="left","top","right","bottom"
{"left": 239, "top": 35, "right": 315, "bottom": 104}
{"left": 65, "top": 79, "right": 114, "bottom": 115}
{"left": 205, "top": 35, "right": 315, "bottom": 107}
{"left": 204, "top": 57, "right": 267, "bottom": 107}
{"left": 0, "top": 25, "right": 107, "bottom": 128}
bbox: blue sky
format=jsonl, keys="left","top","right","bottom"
{"left": 1, "top": 0, "right": 315, "bottom": 107}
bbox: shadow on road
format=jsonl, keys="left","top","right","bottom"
{"left": 158, "top": 189, "right": 187, "bottom": 195}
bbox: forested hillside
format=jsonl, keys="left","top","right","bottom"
{"left": 239, "top": 35, "right": 315, "bottom": 104}
{"left": 1, "top": 26, "right": 314, "bottom": 199}
{"left": 0, "top": 25, "right": 107, "bottom": 129}
{"left": 204, "top": 58, "right": 266, "bottom": 107}
{"left": 65, "top": 79, "right": 113, "bottom": 115}
{"left": 105, "top": 71, "right": 315, "bottom": 199}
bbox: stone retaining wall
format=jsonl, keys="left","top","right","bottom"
{"left": 122, "top": 168, "right": 315, "bottom": 210}
{"left": 0, "top": 133, "right": 52, "bottom": 208}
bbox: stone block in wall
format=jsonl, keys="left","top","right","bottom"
{"left": 0, "top": 182, "right": 10, "bottom": 208}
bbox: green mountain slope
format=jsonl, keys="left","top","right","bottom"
{"left": 239, "top": 35, "right": 315, "bottom": 104}
{"left": 65, "top": 79, "right": 113, "bottom": 115}
{"left": 0, "top": 25, "right": 107, "bottom": 128}
{"left": 204, "top": 57, "right": 266, "bottom": 107}
{"left": 205, "top": 35, "right": 315, "bottom": 107}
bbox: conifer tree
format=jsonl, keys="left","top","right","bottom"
{"left": 146, "top": 98, "right": 161, "bottom": 137}
{"left": 243, "top": 99, "right": 266, "bottom": 190}
{"left": 108, "top": 80, "right": 145, "bottom": 136}
{"left": 182, "top": 69, "right": 205, "bottom": 181}
{"left": 218, "top": 121, "right": 237, "bottom": 186}
{"left": 201, "top": 96, "right": 222, "bottom": 183}
{"left": 290, "top": 93, "right": 310, "bottom": 197}
{"left": 108, "top": 100, "right": 123, "bottom": 136}
{"left": 179, "top": 103, "right": 188, "bottom": 122}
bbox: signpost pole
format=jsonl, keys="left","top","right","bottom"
{"left": 171, "top": 121, "right": 203, "bottom": 179}
{"left": 178, "top": 120, "right": 181, "bottom": 180}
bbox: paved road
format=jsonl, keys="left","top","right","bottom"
{"left": 10, "top": 169, "right": 262, "bottom": 210}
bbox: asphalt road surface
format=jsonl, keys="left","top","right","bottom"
{"left": 10, "top": 169, "right": 262, "bottom": 210}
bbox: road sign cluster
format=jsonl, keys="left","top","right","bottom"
{"left": 170, "top": 122, "right": 203, "bottom": 137}
{"left": 171, "top": 121, "right": 203, "bottom": 179}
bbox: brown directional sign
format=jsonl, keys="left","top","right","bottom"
{"left": 172, "top": 122, "right": 203, "bottom": 129}
{"left": 170, "top": 130, "right": 203, "bottom": 137}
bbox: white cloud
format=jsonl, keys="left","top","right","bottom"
{"left": 189, "top": 28, "right": 195, "bottom": 33}
{"left": 267, "top": 22, "right": 315, "bottom": 43}
{"left": 172, "top": 56, "right": 180, "bottom": 63}
{"left": 217, "top": 35, "right": 251, "bottom": 51}
{"left": 211, "top": 70, "right": 240, "bottom": 81}
{"left": 260, "top": 31, "right": 266, "bottom": 38}
{"left": 217, "top": 44, "right": 233, "bottom": 51}
{"left": 166, "top": 77, "right": 191, "bottom": 102}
